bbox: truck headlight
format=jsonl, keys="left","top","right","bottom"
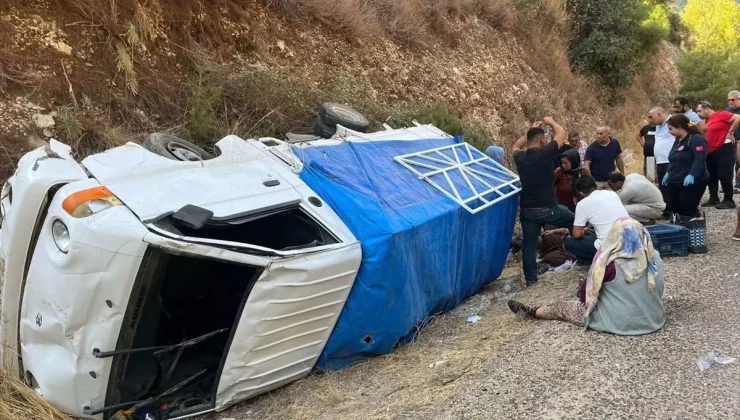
{"left": 62, "top": 186, "right": 122, "bottom": 218}
{"left": 51, "top": 220, "right": 70, "bottom": 253}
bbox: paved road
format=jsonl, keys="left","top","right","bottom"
{"left": 439, "top": 206, "right": 740, "bottom": 419}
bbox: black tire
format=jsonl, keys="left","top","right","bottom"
{"left": 319, "top": 102, "right": 370, "bottom": 133}
{"left": 143, "top": 133, "right": 214, "bottom": 161}
{"left": 313, "top": 118, "right": 336, "bottom": 139}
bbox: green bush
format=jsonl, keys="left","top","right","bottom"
{"left": 566, "top": 0, "right": 670, "bottom": 104}
{"left": 678, "top": 0, "right": 740, "bottom": 108}
{"left": 667, "top": 10, "right": 687, "bottom": 44}
{"left": 678, "top": 51, "right": 740, "bottom": 108}
{"left": 185, "top": 75, "right": 223, "bottom": 144}
{"left": 402, "top": 104, "right": 492, "bottom": 150}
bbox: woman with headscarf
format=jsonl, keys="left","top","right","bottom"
{"left": 554, "top": 149, "right": 583, "bottom": 212}
{"left": 661, "top": 114, "right": 709, "bottom": 218}
{"left": 507, "top": 217, "right": 665, "bottom": 335}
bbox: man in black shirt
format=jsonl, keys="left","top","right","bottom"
{"left": 584, "top": 126, "right": 625, "bottom": 189}
{"left": 638, "top": 122, "right": 656, "bottom": 179}
{"left": 513, "top": 116, "right": 575, "bottom": 285}
{"left": 726, "top": 90, "right": 740, "bottom": 191}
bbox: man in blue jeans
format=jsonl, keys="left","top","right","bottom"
{"left": 726, "top": 90, "right": 740, "bottom": 191}
{"left": 513, "top": 116, "right": 574, "bottom": 285}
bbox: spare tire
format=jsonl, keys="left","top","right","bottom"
{"left": 319, "top": 102, "right": 370, "bottom": 133}
{"left": 143, "top": 133, "right": 214, "bottom": 161}
{"left": 313, "top": 118, "right": 336, "bottom": 139}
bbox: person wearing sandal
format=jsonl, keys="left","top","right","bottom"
{"left": 508, "top": 218, "right": 665, "bottom": 335}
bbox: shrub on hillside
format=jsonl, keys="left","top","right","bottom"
{"left": 678, "top": 0, "right": 740, "bottom": 108}
{"left": 678, "top": 51, "right": 740, "bottom": 108}
{"left": 566, "top": 0, "right": 670, "bottom": 104}
{"left": 403, "top": 104, "right": 492, "bottom": 149}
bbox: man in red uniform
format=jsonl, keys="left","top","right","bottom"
{"left": 697, "top": 101, "right": 740, "bottom": 209}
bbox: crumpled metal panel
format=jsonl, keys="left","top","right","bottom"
{"left": 0, "top": 141, "right": 88, "bottom": 374}
{"left": 20, "top": 180, "right": 149, "bottom": 417}
{"left": 214, "top": 243, "right": 361, "bottom": 411}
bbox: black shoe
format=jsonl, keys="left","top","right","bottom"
{"left": 507, "top": 300, "right": 538, "bottom": 318}
{"left": 701, "top": 198, "right": 720, "bottom": 207}
{"left": 537, "top": 264, "right": 551, "bottom": 275}
{"left": 716, "top": 200, "right": 736, "bottom": 209}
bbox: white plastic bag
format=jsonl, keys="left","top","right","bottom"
{"left": 698, "top": 352, "right": 736, "bottom": 372}
{"left": 553, "top": 260, "right": 576, "bottom": 273}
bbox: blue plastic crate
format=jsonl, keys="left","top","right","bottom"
{"left": 646, "top": 224, "right": 689, "bottom": 257}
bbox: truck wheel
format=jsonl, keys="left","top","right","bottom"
{"left": 319, "top": 102, "right": 370, "bottom": 133}
{"left": 313, "top": 118, "right": 336, "bottom": 139}
{"left": 143, "top": 133, "right": 214, "bottom": 161}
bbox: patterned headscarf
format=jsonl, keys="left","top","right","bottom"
{"left": 583, "top": 217, "right": 658, "bottom": 323}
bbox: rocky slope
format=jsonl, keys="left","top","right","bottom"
{"left": 0, "top": 1, "right": 679, "bottom": 176}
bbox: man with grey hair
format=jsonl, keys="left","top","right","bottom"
{"left": 726, "top": 90, "right": 740, "bottom": 191}
{"left": 584, "top": 126, "right": 625, "bottom": 189}
{"left": 649, "top": 106, "right": 673, "bottom": 216}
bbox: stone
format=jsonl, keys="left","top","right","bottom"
{"left": 1, "top": 15, "right": 11, "bottom": 22}
{"left": 276, "top": 40, "right": 286, "bottom": 51}
{"left": 54, "top": 41, "right": 73, "bottom": 56}
{"left": 32, "top": 114, "right": 55, "bottom": 129}
{"left": 25, "top": 102, "right": 44, "bottom": 111}
{"left": 42, "top": 128, "right": 53, "bottom": 138}
{"left": 471, "top": 93, "right": 481, "bottom": 101}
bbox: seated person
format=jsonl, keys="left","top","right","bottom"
{"left": 485, "top": 145, "right": 506, "bottom": 166}
{"left": 508, "top": 217, "right": 665, "bottom": 335}
{"left": 539, "top": 229, "right": 576, "bottom": 267}
{"left": 564, "top": 175, "right": 629, "bottom": 264}
{"left": 606, "top": 172, "right": 666, "bottom": 223}
{"left": 554, "top": 149, "right": 583, "bottom": 212}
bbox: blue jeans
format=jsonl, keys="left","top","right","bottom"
{"left": 734, "top": 143, "right": 740, "bottom": 188}
{"left": 520, "top": 205, "right": 575, "bottom": 283}
{"left": 564, "top": 235, "right": 598, "bottom": 264}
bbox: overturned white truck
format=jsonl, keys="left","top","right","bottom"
{"left": 0, "top": 119, "right": 519, "bottom": 418}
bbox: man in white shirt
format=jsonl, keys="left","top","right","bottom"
{"left": 649, "top": 107, "right": 674, "bottom": 217}
{"left": 564, "top": 175, "right": 629, "bottom": 263}
{"left": 606, "top": 171, "right": 666, "bottom": 222}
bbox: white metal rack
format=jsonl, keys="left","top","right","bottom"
{"left": 394, "top": 143, "right": 521, "bottom": 214}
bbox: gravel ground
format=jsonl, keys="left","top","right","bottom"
{"left": 215, "top": 205, "right": 740, "bottom": 420}
{"left": 439, "top": 205, "right": 740, "bottom": 420}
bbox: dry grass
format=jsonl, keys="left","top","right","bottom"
{"left": 269, "top": 0, "right": 516, "bottom": 44}
{"left": 0, "top": 371, "right": 71, "bottom": 420}
{"left": 221, "top": 268, "right": 582, "bottom": 420}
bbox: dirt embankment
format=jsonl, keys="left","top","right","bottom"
{"left": 0, "top": 0, "right": 678, "bottom": 178}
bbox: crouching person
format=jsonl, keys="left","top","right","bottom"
{"left": 564, "top": 175, "right": 628, "bottom": 264}
{"left": 606, "top": 171, "right": 665, "bottom": 223}
{"left": 508, "top": 218, "right": 665, "bottom": 335}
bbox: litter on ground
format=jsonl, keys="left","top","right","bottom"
{"left": 698, "top": 352, "right": 736, "bottom": 372}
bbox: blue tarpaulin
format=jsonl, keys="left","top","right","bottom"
{"left": 295, "top": 137, "right": 519, "bottom": 370}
